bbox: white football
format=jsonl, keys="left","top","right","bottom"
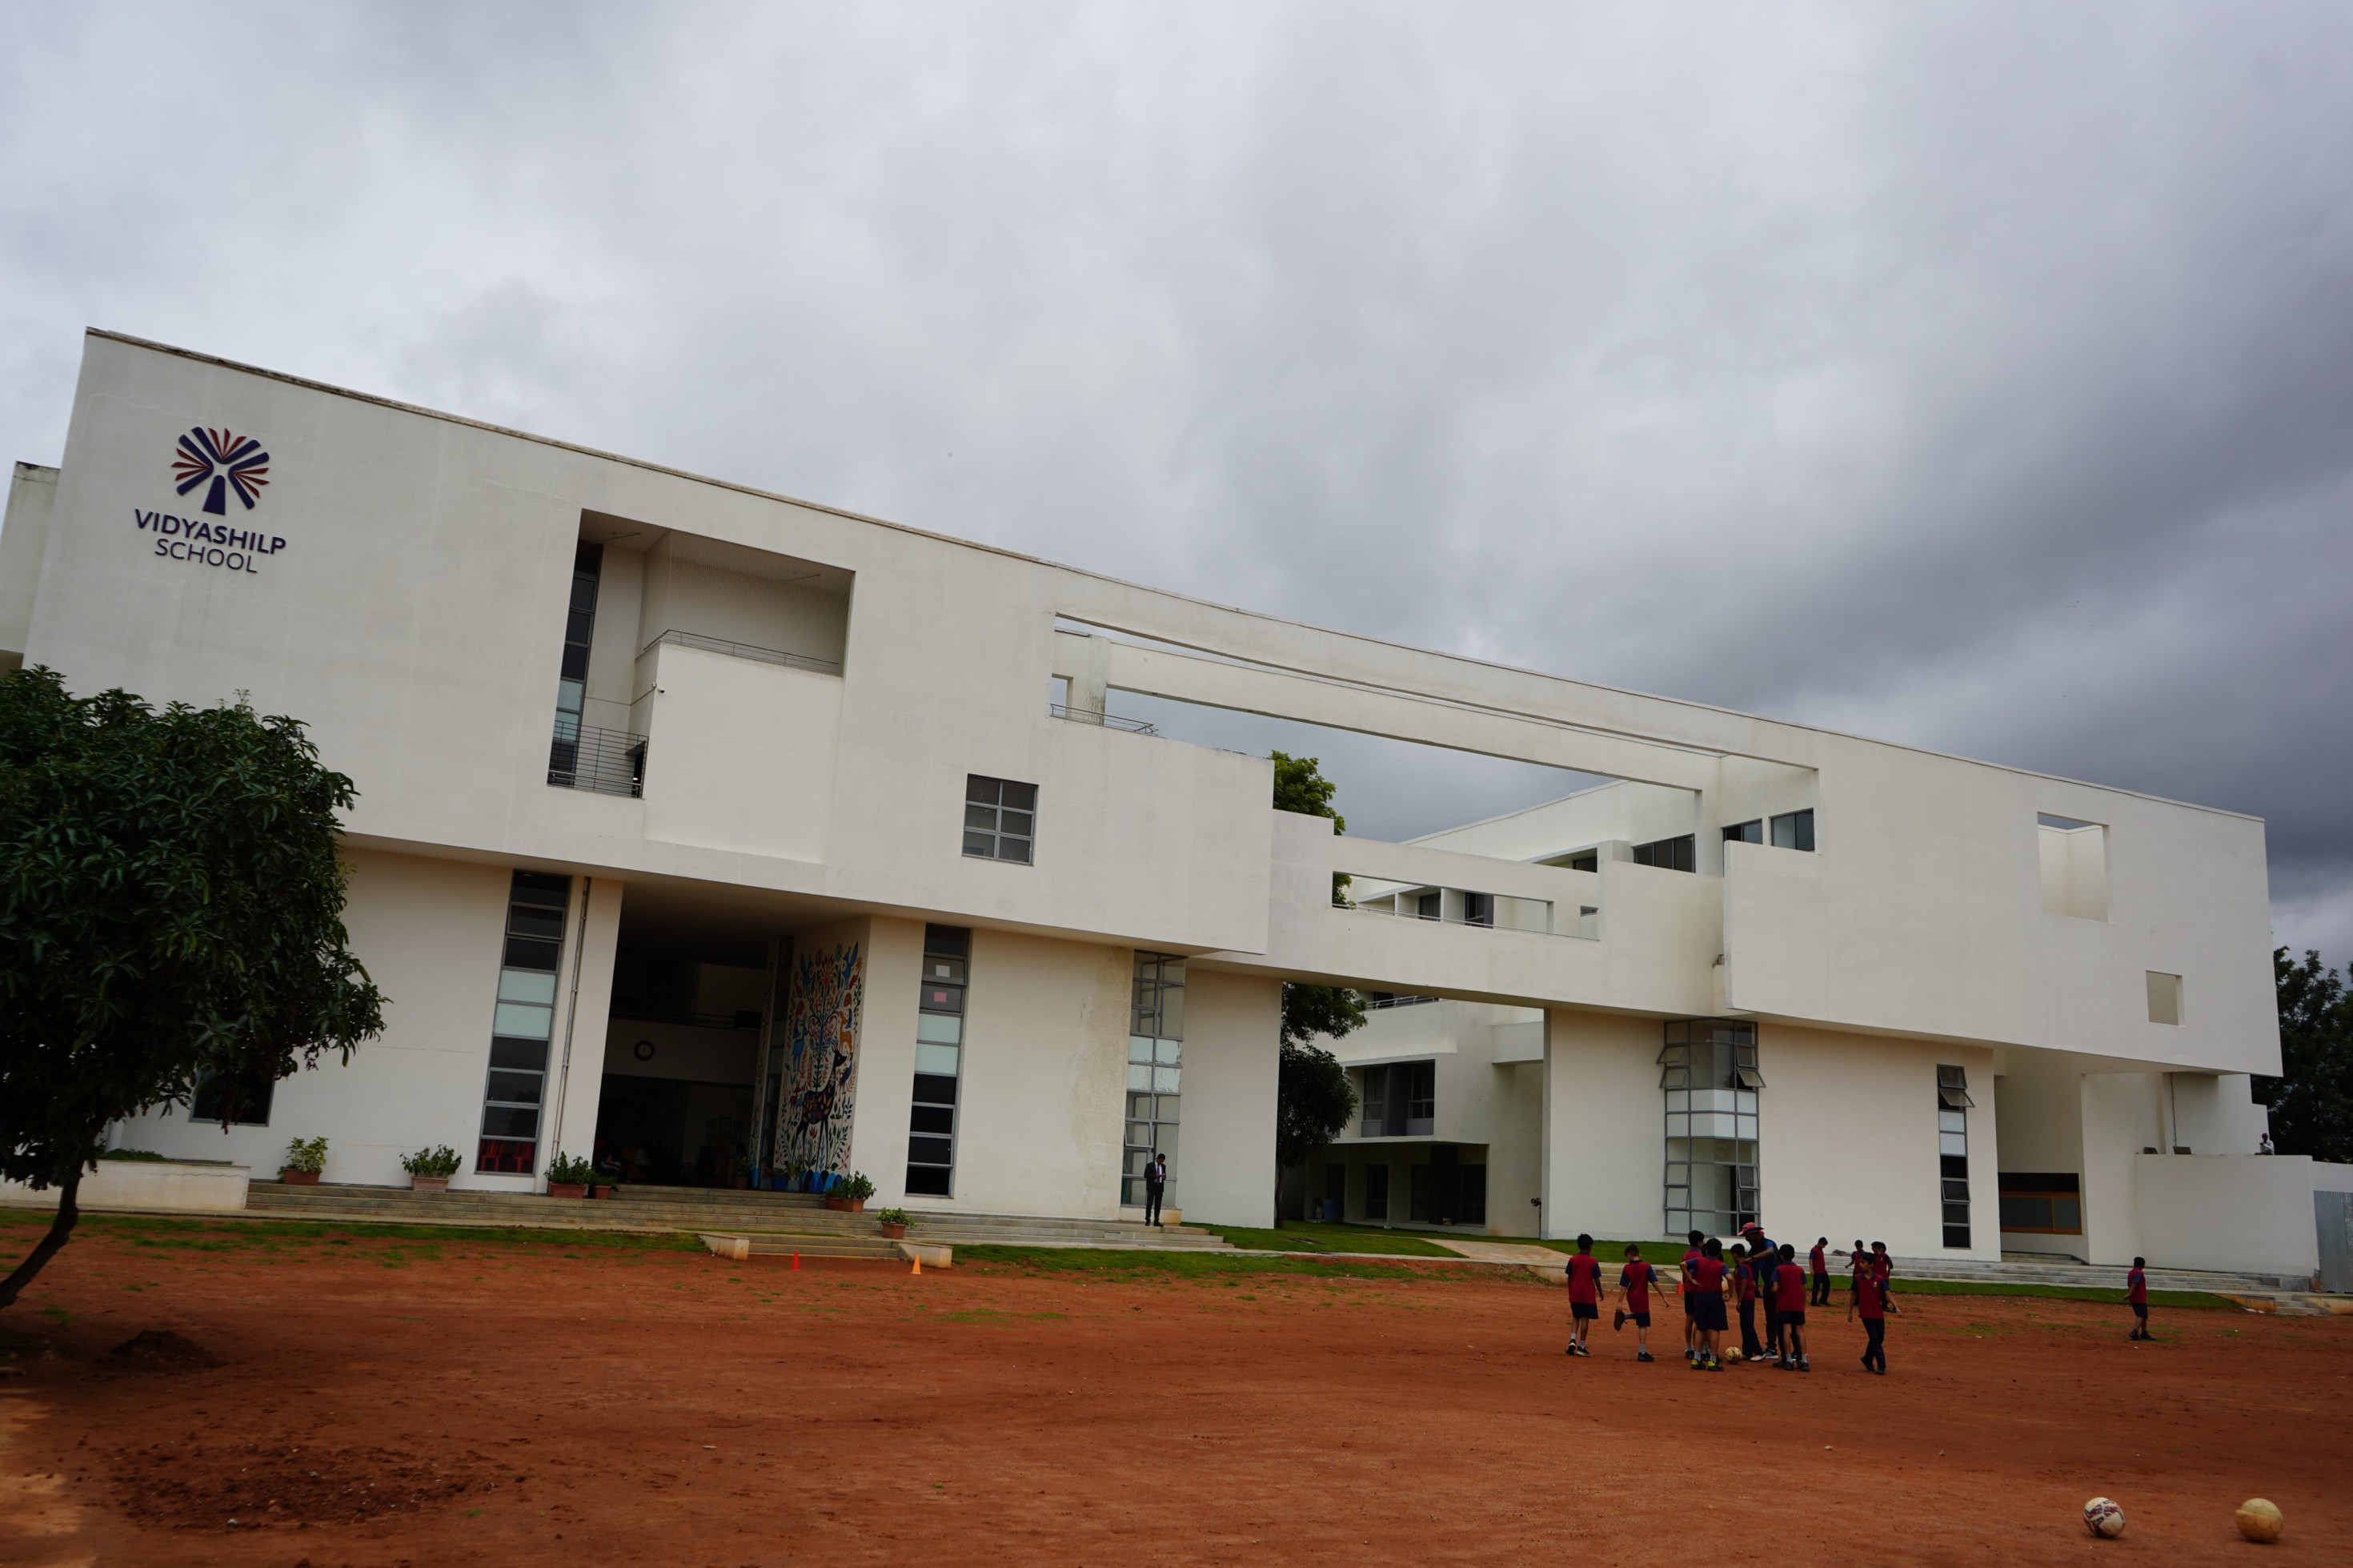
{"left": 2083, "top": 1498, "right": 2126, "bottom": 1538}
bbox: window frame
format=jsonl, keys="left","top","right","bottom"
{"left": 962, "top": 775, "right": 1037, "bottom": 864}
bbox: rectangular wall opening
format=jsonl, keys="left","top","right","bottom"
{"left": 2038, "top": 814, "right": 2110, "bottom": 920}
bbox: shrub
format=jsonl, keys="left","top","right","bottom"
{"left": 839, "top": 1171, "right": 876, "bottom": 1202}
{"left": 545, "top": 1150, "right": 595, "bottom": 1185}
{"left": 282, "top": 1136, "right": 328, "bottom": 1174}
{"left": 876, "top": 1207, "right": 912, "bottom": 1229}
{"left": 400, "top": 1145, "right": 460, "bottom": 1178}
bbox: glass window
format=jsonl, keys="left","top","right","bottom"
{"left": 1770, "top": 809, "right": 1816, "bottom": 852}
{"left": 1723, "top": 820, "right": 1762, "bottom": 844}
{"left": 189, "top": 1068, "right": 276, "bottom": 1126}
{"left": 1633, "top": 835, "right": 1696, "bottom": 872}
{"left": 477, "top": 871, "right": 570, "bottom": 1176}
{"left": 1938, "top": 1067, "right": 1970, "bottom": 1248}
{"left": 962, "top": 775, "right": 1039, "bottom": 864}
{"left": 1662, "top": 1019, "right": 1760, "bottom": 1234}
{"left": 1365, "top": 1163, "right": 1389, "bottom": 1220}
{"left": 906, "top": 925, "right": 973, "bottom": 1197}
{"left": 1122, "top": 952, "right": 1186, "bottom": 1205}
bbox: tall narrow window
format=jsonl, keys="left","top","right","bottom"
{"left": 963, "top": 776, "right": 1036, "bottom": 863}
{"left": 1365, "top": 1162, "right": 1389, "bottom": 1220}
{"left": 1123, "top": 952, "right": 1184, "bottom": 1208}
{"left": 1660, "top": 1020, "right": 1760, "bottom": 1237}
{"left": 904, "top": 925, "right": 969, "bottom": 1197}
{"left": 477, "top": 871, "right": 572, "bottom": 1175}
{"left": 547, "top": 543, "right": 601, "bottom": 788}
{"left": 1938, "top": 1065, "right": 1973, "bottom": 1249}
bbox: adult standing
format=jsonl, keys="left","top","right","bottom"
{"left": 1144, "top": 1152, "right": 1168, "bottom": 1228}
{"left": 1743, "top": 1221, "right": 1782, "bottom": 1365}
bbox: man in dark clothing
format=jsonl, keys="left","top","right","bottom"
{"left": 1144, "top": 1153, "right": 1168, "bottom": 1227}
{"left": 1742, "top": 1221, "right": 1781, "bottom": 1363}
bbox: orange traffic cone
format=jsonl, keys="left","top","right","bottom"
{"left": 911, "top": 1255, "right": 922, "bottom": 1276}
{"left": 791, "top": 1251, "right": 800, "bottom": 1271}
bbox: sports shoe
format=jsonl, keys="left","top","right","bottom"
{"left": 1637, "top": 1350, "right": 1655, "bottom": 1362}
{"left": 1797, "top": 1358, "right": 1811, "bottom": 1373}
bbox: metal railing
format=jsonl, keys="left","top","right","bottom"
{"left": 1050, "top": 703, "right": 1157, "bottom": 735}
{"left": 641, "top": 628, "right": 843, "bottom": 676}
{"left": 549, "top": 723, "right": 647, "bottom": 798}
{"left": 1361, "top": 993, "right": 1439, "bottom": 1009}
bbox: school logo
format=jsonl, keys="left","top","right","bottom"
{"left": 170, "top": 427, "right": 271, "bottom": 515}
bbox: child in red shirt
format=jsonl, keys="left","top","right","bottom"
{"left": 2126, "top": 1257, "right": 2151, "bottom": 1341}
{"left": 1680, "top": 1229, "right": 1706, "bottom": 1364}
{"left": 1731, "top": 1244, "right": 1765, "bottom": 1361}
{"left": 1849, "top": 1249, "right": 1887, "bottom": 1374}
{"left": 1563, "top": 1233, "right": 1604, "bottom": 1358}
{"left": 1809, "top": 1237, "right": 1830, "bottom": 1306}
{"left": 1686, "top": 1237, "right": 1730, "bottom": 1372}
{"left": 1613, "top": 1243, "right": 1662, "bottom": 1362}
{"left": 1773, "top": 1242, "right": 1810, "bottom": 1371}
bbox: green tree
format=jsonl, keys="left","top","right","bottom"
{"left": 2257, "top": 947, "right": 2353, "bottom": 1164}
{"left": 0, "top": 669, "right": 385, "bottom": 1309}
{"left": 1269, "top": 751, "right": 1363, "bottom": 1184}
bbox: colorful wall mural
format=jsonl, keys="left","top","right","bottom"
{"left": 773, "top": 938, "right": 863, "bottom": 1183}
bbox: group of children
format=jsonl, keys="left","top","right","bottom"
{"left": 1560, "top": 1224, "right": 1894, "bottom": 1374}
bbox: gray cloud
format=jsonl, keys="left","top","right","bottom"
{"left": 3, "top": 1, "right": 2349, "bottom": 961}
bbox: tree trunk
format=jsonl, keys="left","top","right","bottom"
{"left": 0, "top": 1165, "right": 82, "bottom": 1310}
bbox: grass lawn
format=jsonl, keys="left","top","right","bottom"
{"left": 1198, "top": 1221, "right": 1459, "bottom": 1256}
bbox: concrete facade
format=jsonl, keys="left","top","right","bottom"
{"left": 0, "top": 331, "right": 2301, "bottom": 1262}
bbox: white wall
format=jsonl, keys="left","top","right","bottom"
{"left": 637, "top": 643, "right": 841, "bottom": 863}
{"left": 2131, "top": 1153, "right": 2318, "bottom": 1278}
{"left": 0, "top": 461, "right": 58, "bottom": 660}
{"left": 597, "top": 1018, "right": 760, "bottom": 1086}
{"left": 635, "top": 535, "right": 851, "bottom": 666}
{"left": 1762, "top": 1026, "right": 1999, "bottom": 1261}
{"left": 1172, "top": 968, "right": 1281, "bottom": 1227}
{"left": 1542, "top": 1009, "right": 1667, "bottom": 1242}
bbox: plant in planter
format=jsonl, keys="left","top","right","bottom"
{"left": 544, "top": 1149, "right": 594, "bottom": 1199}
{"left": 399, "top": 1144, "right": 460, "bottom": 1193}
{"left": 826, "top": 1170, "right": 875, "bottom": 1213}
{"left": 279, "top": 1136, "right": 328, "bottom": 1185}
{"left": 728, "top": 1152, "right": 752, "bottom": 1190}
{"left": 876, "top": 1206, "right": 911, "bottom": 1239}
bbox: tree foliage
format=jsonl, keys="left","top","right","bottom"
{"left": 2258, "top": 947, "right": 2353, "bottom": 1164}
{"left": 1268, "top": 749, "right": 1362, "bottom": 1173}
{"left": 0, "top": 668, "right": 385, "bottom": 1308}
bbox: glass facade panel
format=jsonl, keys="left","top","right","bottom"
{"left": 1660, "top": 1021, "right": 1759, "bottom": 1235}
{"left": 1122, "top": 952, "right": 1185, "bottom": 1206}
{"left": 905, "top": 925, "right": 971, "bottom": 1196}
{"left": 476, "top": 870, "right": 571, "bottom": 1176}
{"left": 1938, "top": 1065, "right": 1971, "bottom": 1247}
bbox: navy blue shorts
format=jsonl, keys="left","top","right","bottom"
{"left": 1571, "top": 1301, "right": 1598, "bottom": 1321}
{"left": 1630, "top": 1311, "right": 1651, "bottom": 1329}
{"left": 1781, "top": 1309, "right": 1806, "bottom": 1327}
{"left": 1694, "top": 1294, "right": 1728, "bottom": 1333}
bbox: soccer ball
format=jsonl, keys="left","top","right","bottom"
{"left": 1722, "top": 1348, "right": 1742, "bottom": 1363}
{"left": 2235, "top": 1498, "right": 2283, "bottom": 1543}
{"left": 2082, "top": 1498, "right": 2126, "bottom": 1538}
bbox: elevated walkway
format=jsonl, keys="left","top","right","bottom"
{"left": 241, "top": 1181, "right": 1234, "bottom": 1257}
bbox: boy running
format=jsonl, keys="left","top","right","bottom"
{"left": 1849, "top": 1249, "right": 1887, "bottom": 1374}
{"left": 1563, "top": 1233, "right": 1604, "bottom": 1357}
{"left": 1774, "top": 1242, "right": 1810, "bottom": 1370}
{"left": 2126, "top": 1257, "right": 2151, "bottom": 1340}
{"left": 1809, "top": 1237, "right": 1831, "bottom": 1306}
{"left": 1613, "top": 1244, "right": 1662, "bottom": 1362}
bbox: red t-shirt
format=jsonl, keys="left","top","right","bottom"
{"left": 1565, "top": 1253, "right": 1602, "bottom": 1305}
{"left": 1736, "top": 1260, "right": 1756, "bottom": 1301}
{"left": 2126, "top": 1268, "right": 2147, "bottom": 1305}
{"left": 1855, "top": 1277, "right": 1885, "bottom": 1320}
{"left": 1809, "top": 1244, "right": 1827, "bottom": 1277}
{"left": 1681, "top": 1249, "right": 1702, "bottom": 1296}
{"left": 1619, "top": 1260, "right": 1656, "bottom": 1313}
{"left": 1775, "top": 1259, "right": 1807, "bottom": 1313}
{"left": 1688, "top": 1256, "right": 1726, "bottom": 1295}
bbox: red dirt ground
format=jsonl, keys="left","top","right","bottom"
{"left": 2, "top": 1225, "right": 2348, "bottom": 1566}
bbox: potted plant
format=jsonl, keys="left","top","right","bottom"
{"left": 400, "top": 1144, "right": 460, "bottom": 1193}
{"left": 876, "top": 1206, "right": 911, "bottom": 1240}
{"left": 545, "top": 1149, "right": 593, "bottom": 1199}
{"left": 279, "top": 1136, "right": 328, "bottom": 1185}
{"left": 728, "top": 1152, "right": 752, "bottom": 1190}
{"left": 827, "top": 1171, "right": 874, "bottom": 1214}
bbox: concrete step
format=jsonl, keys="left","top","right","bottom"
{"left": 242, "top": 1181, "right": 1235, "bottom": 1250}
{"left": 1887, "top": 1253, "right": 2305, "bottom": 1293}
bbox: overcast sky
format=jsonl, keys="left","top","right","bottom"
{"left": 2, "top": 2, "right": 2349, "bottom": 963}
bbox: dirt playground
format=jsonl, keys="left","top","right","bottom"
{"left": 0, "top": 1220, "right": 2347, "bottom": 1567}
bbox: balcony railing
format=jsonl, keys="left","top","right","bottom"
{"left": 549, "top": 723, "right": 647, "bottom": 798}
{"left": 641, "top": 628, "right": 843, "bottom": 676}
{"left": 1049, "top": 703, "right": 1157, "bottom": 735}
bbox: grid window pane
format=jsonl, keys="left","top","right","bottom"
{"left": 916, "top": 1013, "right": 964, "bottom": 1045}
{"left": 996, "top": 836, "right": 1031, "bottom": 864}
{"left": 913, "top": 1042, "right": 960, "bottom": 1076}
{"left": 962, "top": 829, "right": 995, "bottom": 856}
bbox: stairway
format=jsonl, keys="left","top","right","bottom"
{"left": 243, "top": 1181, "right": 1234, "bottom": 1253}
{"left": 1887, "top": 1252, "right": 2311, "bottom": 1294}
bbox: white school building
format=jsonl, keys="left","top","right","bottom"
{"left": 1, "top": 330, "right": 2335, "bottom": 1281}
